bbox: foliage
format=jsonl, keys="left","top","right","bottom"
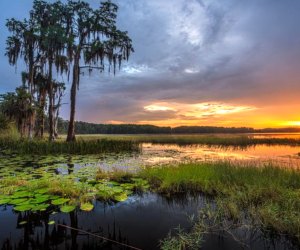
{"left": 4, "top": 0, "right": 133, "bottom": 141}
{"left": 64, "top": 0, "right": 134, "bottom": 141}
{"left": 0, "top": 113, "right": 10, "bottom": 131}
{"left": 0, "top": 87, "right": 34, "bottom": 137}
{"left": 0, "top": 164, "right": 149, "bottom": 214}
{"left": 55, "top": 120, "right": 300, "bottom": 134}
{"left": 160, "top": 226, "right": 203, "bottom": 250}
{"left": 73, "top": 134, "right": 300, "bottom": 147}
{"left": 142, "top": 162, "right": 300, "bottom": 240}
{"left": 0, "top": 137, "right": 139, "bottom": 154}
{"left": 5, "top": 1, "right": 69, "bottom": 140}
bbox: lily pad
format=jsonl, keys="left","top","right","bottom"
{"left": 35, "top": 188, "right": 49, "bottom": 194}
{"left": 80, "top": 202, "right": 94, "bottom": 212}
{"left": 51, "top": 198, "right": 70, "bottom": 205}
{"left": 31, "top": 203, "right": 50, "bottom": 212}
{"left": 32, "top": 195, "right": 50, "bottom": 204}
{"left": 14, "top": 204, "right": 34, "bottom": 212}
{"left": 10, "top": 198, "right": 28, "bottom": 205}
{"left": 60, "top": 205, "right": 76, "bottom": 213}
{"left": 0, "top": 198, "right": 11, "bottom": 205}
{"left": 11, "top": 191, "right": 32, "bottom": 198}
{"left": 113, "top": 193, "right": 128, "bottom": 202}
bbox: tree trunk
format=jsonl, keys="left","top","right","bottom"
{"left": 54, "top": 108, "right": 59, "bottom": 138}
{"left": 27, "top": 46, "right": 35, "bottom": 140}
{"left": 35, "top": 91, "right": 46, "bottom": 138}
{"left": 67, "top": 52, "right": 80, "bottom": 142}
{"left": 48, "top": 60, "right": 55, "bottom": 141}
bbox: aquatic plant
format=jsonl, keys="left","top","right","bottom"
{"left": 142, "top": 162, "right": 300, "bottom": 241}
{"left": 74, "top": 134, "right": 300, "bottom": 147}
{"left": 0, "top": 165, "right": 149, "bottom": 214}
{"left": 0, "top": 137, "right": 140, "bottom": 154}
{"left": 160, "top": 226, "right": 203, "bottom": 250}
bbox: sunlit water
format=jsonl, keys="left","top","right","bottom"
{"left": 140, "top": 143, "right": 300, "bottom": 168}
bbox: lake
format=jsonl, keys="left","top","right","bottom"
{"left": 1, "top": 134, "right": 300, "bottom": 249}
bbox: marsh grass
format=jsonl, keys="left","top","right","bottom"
{"left": 0, "top": 137, "right": 140, "bottom": 154}
{"left": 74, "top": 134, "right": 300, "bottom": 147}
{"left": 141, "top": 162, "right": 300, "bottom": 240}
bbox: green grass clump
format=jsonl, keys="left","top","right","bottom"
{"left": 0, "top": 137, "right": 140, "bottom": 154}
{"left": 141, "top": 162, "right": 300, "bottom": 239}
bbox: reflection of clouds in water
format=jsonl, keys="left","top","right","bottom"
{"left": 139, "top": 143, "right": 300, "bottom": 168}
{"left": 1, "top": 141, "right": 300, "bottom": 174}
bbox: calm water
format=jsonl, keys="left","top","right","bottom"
{"left": 0, "top": 193, "right": 297, "bottom": 250}
{"left": 140, "top": 143, "right": 300, "bottom": 167}
{"left": 1, "top": 133, "right": 300, "bottom": 249}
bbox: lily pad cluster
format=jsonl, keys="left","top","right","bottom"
{"left": 0, "top": 162, "right": 150, "bottom": 213}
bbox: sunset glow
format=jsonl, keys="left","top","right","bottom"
{"left": 1, "top": 0, "right": 300, "bottom": 129}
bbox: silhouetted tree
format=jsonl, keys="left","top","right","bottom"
{"left": 6, "top": 0, "right": 69, "bottom": 140}
{"left": 0, "top": 87, "right": 34, "bottom": 137}
{"left": 6, "top": 16, "right": 40, "bottom": 138}
{"left": 64, "top": 1, "right": 134, "bottom": 141}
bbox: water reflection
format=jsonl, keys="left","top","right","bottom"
{"left": 1, "top": 142, "right": 300, "bottom": 173}
{"left": 1, "top": 194, "right": 298, "bottom": 250}
{"left": 140, "top": 143, "right": 300, "bottom": 168}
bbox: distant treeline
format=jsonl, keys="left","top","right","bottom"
{"left": 53, "top": 119, "right": 300, "bottom": 134}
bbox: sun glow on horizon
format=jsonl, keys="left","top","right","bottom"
{"left": 138, "top": 102, "right": 258, "bottom": 127}
{"left": 281, "top": 121, "right": 300, "bottom": 127}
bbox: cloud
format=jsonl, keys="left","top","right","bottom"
{"left": 0, "top": 0, "right": 300, "bottom": 128}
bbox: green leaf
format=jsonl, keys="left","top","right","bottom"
{"left": 113, "top": 193, "right": 128, "bottom": 202}
{"left": 10, "top": 198, "right": 28, "bottom": 205}
{"left": 14, "top": 204, "right": 34, "bottom": 212}
{"left": 48, "top": 220, "right": 55, "bottom": 225}
{"left": 51, "top": 198, "right": 70, "bottom": 205}
{"left": 80, "top": 202, "right": 94, "bottom": 212}
{"left": 32, "top": 195, "right": 50, "bottom": 204}
{"left": 35, "top": 188, "right": 49, "bottom": 194}
{"left": 31, "top": 203, "right": 50, "bottom": 212}
{"left": 11, "top": 191, "right": 32, "bottom": 198}
{"left": 60, "top": 205, "right": 76, "bottom": 213}
{"left": 0, "top": 198, "right": 11, "bottom": 205}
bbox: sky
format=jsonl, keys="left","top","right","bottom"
{"left": 1, "top": 0, "right": 300, "bottom": 128}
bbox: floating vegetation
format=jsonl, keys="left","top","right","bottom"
{"left": 80, "top": 202, "right": 94, "bottom": 211}
{"left": 0, "top": 163, "right": 150, "bottom": 214}
{"left": 60, "top": 205, "right": 76, "bottom": 213}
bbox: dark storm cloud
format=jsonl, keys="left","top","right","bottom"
{"left": 0, "top": 0, "right": 299, "bottom": 124}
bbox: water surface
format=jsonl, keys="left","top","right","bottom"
{"left": 1, "top": 193, "right": 297, "bottom": 250}
{"left": 1, "top": 134, "right": 300, "bottom": 249}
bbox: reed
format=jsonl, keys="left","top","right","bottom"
{"left": 0, "top": 137, "right": 140, "bottom": 154}
{"left": 141, "top": 162, "right": 300, "bottom": 240}
{"left": 75, "top": 134, "right": 300, "bottom": 147}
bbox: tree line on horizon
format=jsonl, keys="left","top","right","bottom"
{"left": 52, "top": 119, "right": 300, "bottom": 134}
{"left": 0, "top": 0, "right": 133, "bottom": 141}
